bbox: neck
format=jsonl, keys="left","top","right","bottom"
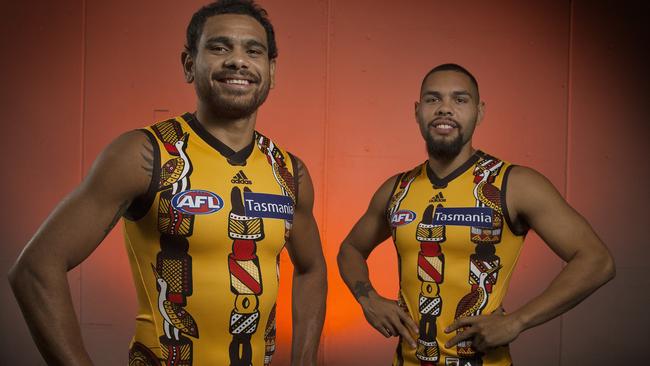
{"left": 195, "top": 103, "right": 257, "bottom": 151}
{"left": 427, "top": 142, "right": 476, "bottom": 178}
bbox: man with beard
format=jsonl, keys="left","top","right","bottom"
{"left": 337, "top": 63, "right": 614, "bottom": 366}
{"left": 9, "top": 1, "right": 326, "bottom": 365}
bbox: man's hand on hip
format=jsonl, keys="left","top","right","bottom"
{"left": 358, "top": 291, "right": 419, "bottom": 348}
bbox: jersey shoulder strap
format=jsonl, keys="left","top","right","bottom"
{"left": 386, "top": 162, "right": 425, "bottom": 221}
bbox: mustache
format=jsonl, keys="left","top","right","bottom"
{"left": 212, "top": 70, "right": 259, "bottom": 83}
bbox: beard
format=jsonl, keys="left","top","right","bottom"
{"left": 425, "top": 131, "right": 465, "bottom": 161}
{"left": 196, "top": 71, "right": 271, "bottom": 120}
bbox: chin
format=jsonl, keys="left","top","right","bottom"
{"left": 216, "top": 101, "right": 259, "bottom": 118}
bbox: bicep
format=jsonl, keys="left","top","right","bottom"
{"left": 17, "top": 130, "right": 153, "bottom": 271}
{"left": 509, "top": 167, "right": 605, "bottom": 262}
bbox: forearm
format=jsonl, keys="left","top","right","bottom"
{"left": 337, "top": 243, "right": 376, "bottom": 302}
{"left": 9, "top": 262, "right": 92, "bottom": 366}
{"left": 291, "top": 264, "right": 327, "bottom": 366}
{"left": 510, "top": 250, "right": 615, "bottom": 332}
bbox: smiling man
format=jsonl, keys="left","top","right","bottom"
{"left": 337, "top": 63, "right": 615, "bottom": 366}
{"left": 9, "top": 1, "right": 326, "bottom": 365}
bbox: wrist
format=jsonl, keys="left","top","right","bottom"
{"left": 356, "top": 289, "right": 378, "bottom": 307}
{"left": 352, "top": 280, "right": 377, "bottom": 306}
{"left": 508, "top": 310, "right": 528, "bottom": 334}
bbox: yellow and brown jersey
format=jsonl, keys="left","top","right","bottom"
{"left": 123, "top": 113, "right": 297, "bottom": 366}
{"left": 387, "top": 151, "right": 527, "bottom": 366}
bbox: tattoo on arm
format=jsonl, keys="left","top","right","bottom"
{"left": 141, "top": 140, "right": 154, "bottom": 178}
{"left": 295, "top": 158, "right": 305, "bottom": 187}
{"left": 353, "top": 281, "right": 374, "bottom": 300}
{"left": 102, "top": 200, "right": 130, "bottom": 238}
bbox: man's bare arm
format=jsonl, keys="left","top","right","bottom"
{"left": 285, "top": 156, "right": 327, "bottom": 366}
{"left": 337, "top": 175, "right": 419, "bottom": 348}
{"left": 446, "top": 166, "right": 615, "bottom": 351}
{"left": 8, "top": 131, "right": 154, "bottom": 365}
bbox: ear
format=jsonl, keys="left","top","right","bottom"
{"left": 476, "top": 101, "right": 486, "bottom": 126}
{"left": 181, "top": 51, "right": 195, "bottom": 83}
{"left": 414, "top": 101, "right": 420, "bottom": 121}
{"left": 269, "top": 58, "right": 277, "bottom": 89}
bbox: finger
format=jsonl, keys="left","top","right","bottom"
{"left": 374, "top": 323, "right": 392, "bottom": 338}
{"left": 396, "top": 309, "right": 419, "bottom": 334}
{"left": 491, "top": 305, "right": 506, "bottom": 315}
{"left": 473, "top": 334, "right": 490, "bottom": 353}
{"left": 445, "top": 316, "right": 478, "bottom": 333}
{"left": 369, "top": 319, "right": 393, "bottom": 338}
{"left": 445, "top": 315, "right": 484, "bottom": 333}
{"left": 445, "top": 328, "right": 476, "bottom": 348}
{"left": 391, "top": 318, "right": 417, "bottom": 348}
{"left": 382, "top": 321, "right": 398, "bottom": 338}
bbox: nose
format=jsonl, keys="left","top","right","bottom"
{"left": 223, "top": 47, "right": 249, "bottom": 70}
{"left": 436, "top": 97, "right": 453, "bottom": 116}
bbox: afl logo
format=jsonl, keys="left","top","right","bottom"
{"left": 171, "top": 190, "right": 224, "bottom": 215}
{"left": 391, "top": 210, "right": 416, "bottom": 227}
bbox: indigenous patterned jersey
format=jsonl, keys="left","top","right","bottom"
{"left": 123, "top": 113, "right": 297, "bottom": 366}
{"left": 387, "top": 151, "right": 527, "bottom": 366}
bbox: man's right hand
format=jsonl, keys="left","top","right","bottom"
{"left": 357, "top": 289, "right": 419, "bottom": 348}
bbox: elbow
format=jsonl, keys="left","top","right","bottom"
{"left": 337, "top": 241, "right": 356, "bottom": 264}
{"left": 296, "top": 255, "right": 328, "bottom": 283}
{"left": 336, "top": 242, "right": 350, "bottom": 276}
{"left": 588, "top": 248, "right": 616, "bottom": 286}
{"left": 7, "top": 263, "right": 18, "bottom": 289}
{"left": 295, "top": 258, "right": 327, "bottom": 297}
{"left": 8, "top": 258, "right": 32, "bottom": 294}
{"left": 337, "top": 241, "right": 368, "bottom": 277}
{"left": 8, "top": 254, "right": 55, "bottom": 296}
{"left": 602, "top": 252, "right": 616, "bottom": 284}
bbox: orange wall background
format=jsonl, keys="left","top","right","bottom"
{"left": 1, "top": 0, "right": 648, "bottom": 365}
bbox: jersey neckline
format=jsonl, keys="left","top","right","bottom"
{"left": 425, "top": 150, "right": 484, "bottom": 188}
{"left": 183, "top": 112, "right": 255, "bottom": 165}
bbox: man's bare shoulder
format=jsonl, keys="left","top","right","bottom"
{"left": 506, "top": 165, "right": 559, "bottom": 200}
{"left": 82, "top": 129, "right": 156, "bottom": 199}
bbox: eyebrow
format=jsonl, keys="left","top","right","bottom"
{"left": 205, "top": 36, "right": 233, "bottom": 47}
{"left": 422, "top": 90, "right": 473, "bottom": 99}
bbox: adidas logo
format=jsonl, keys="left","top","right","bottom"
{"left": 231, "top": 170, "right": 252, "bottom": 185}
{"left": 430, "top": 192, "right": 446, "bottom": 203}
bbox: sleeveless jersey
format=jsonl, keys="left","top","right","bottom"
{"left": 123, "top": 113, "right": 297, "bottom": 366}
{"left": 387, "top": 151, "right": 527, "bottom": 366}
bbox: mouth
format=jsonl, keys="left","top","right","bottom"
{"left": 215, "top": 72, "right": 258, "bottom": 90}
{"left": 217, "top": 78, "right": 255, "bottom": 92}
{"left": 429, "top": 118, "right": 459, "bottom": 135}
{"left": 219, "top": 78, "right": 254, "bottom": 86}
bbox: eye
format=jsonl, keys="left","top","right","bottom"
{"left": 456, "top": 97, "right": 469, "bottom": 104}
{"left": 424, "top": 96, "right": 440, "bottom": 103}
{"left": 208, "top": 45, "right": 229, "bottom": 53}
{"left": 247, "top": 48, "right": 264, "bottom": 57}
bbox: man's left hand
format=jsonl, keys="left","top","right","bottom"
{"left": 444, "top": 310, "right": 524, "bottom": 352}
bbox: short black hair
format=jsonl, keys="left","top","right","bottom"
{"left": 185, "top": 0, "right": 278, "bottom": 59}
{"left": 421, "top": 63, "right": 480, "bottom": 100}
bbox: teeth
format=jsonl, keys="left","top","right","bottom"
{"left": 435, "top": 124, "right": 453, "bottom": 129}
{"left": 225, "top": 79, "right": 250, "bottom": 85}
